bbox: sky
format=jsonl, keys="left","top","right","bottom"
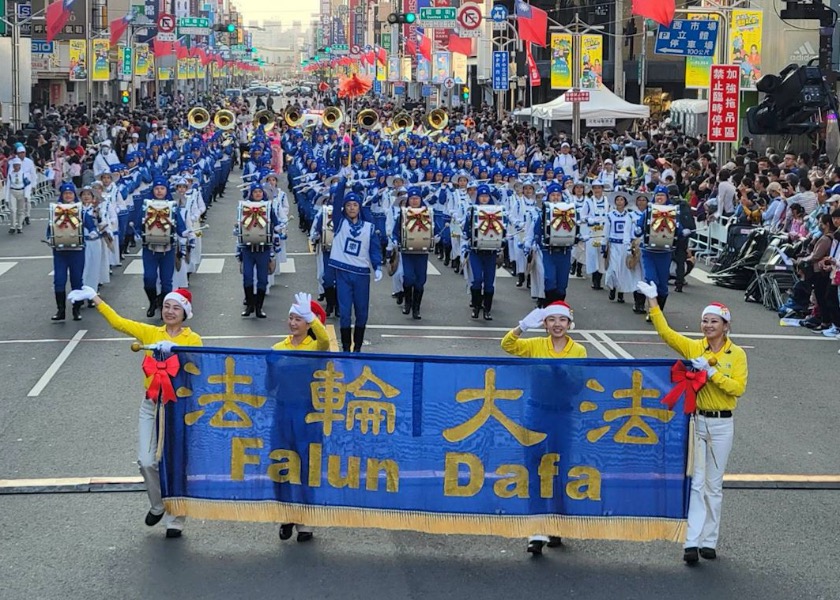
{"left": 237, "top": 0, "right": 321, "bottom": 27}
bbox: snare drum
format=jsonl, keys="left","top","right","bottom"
{"left": 238, "top": 201, "right": 272, "bottom": 246}
{"left": 648, "top": 204, "right": 677, "bottom": 250}
{"left": 400, "top": 206, "right": 433, "bottom": 253}
{"left": 321, "top": 205, "right": 334, "bottom": 252}
{"left": 471, "top": 205, "right": 506, "bottom": 251}
{"left": 543, "top": 202, "right": 576, "bottom": 248}
{"left": 49, "top": 202, "right": 84, "bottom": 249}
{"left": 142, "top": 200, "right": 176, "bottom": 248}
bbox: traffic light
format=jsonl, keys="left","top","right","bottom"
{"left": 121, "top": 90, "right": 130, "bottom": 105}
{"left": 387, "top": 12, "right": 416, "bottom": 25}
{"left": 462, "top": 86, "right": 470, "bottom": 101}
{"left": 212, "top": 23, "right": 236, "bottom": 33}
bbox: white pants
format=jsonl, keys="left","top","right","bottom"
{"left": 9, "top": 189, "right": 26, "bottom": 228}
{"left": 684, "top": 415, "right": 734, "bottom": 549}
{"left": 138, "top": 397, "right": 185, "bottom": 531}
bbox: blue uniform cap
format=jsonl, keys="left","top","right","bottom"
{"left": 476, "top": 184, "right": 492, "bottom": 197}
{"left": 545, "top": 183, "right": 563, "bottom": 196}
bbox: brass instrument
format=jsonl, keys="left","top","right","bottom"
{"left": 213, "top": 109, "right": 236, "bottom": 131}
{"left": 221, "top": 132, "right": 237, "bottom": 147}
{"left": 284, "top": 108, "right": 304, "bottom": 127}
{"left": 323, "top": 106, "right": 344, "bottom": 129}
{"left": 253, "top": 109, "right": 276, "bottom": 132}
{"left": 393, "top": 112, "right": 413, "bottom": 131}
{"left": 357, "top": 109, "right": 379, "bottom": 130}
{"left": 187, "top": 107, "right": 211, "bottom": 129}
{"left": 426, "top": 109, "right": 448, "bottom": 131}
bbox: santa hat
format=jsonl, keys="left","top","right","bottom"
{"left": 702, "top": 302, "right": 731, "bottom": 322}
{"left": 290, "top": 300, "right": 327, "bottom": 325}
{"left": 163, "top": 288, "right": 193, "bottom": 319}
{"left": 543, "top": 301, "right": 574, "bottom": 321}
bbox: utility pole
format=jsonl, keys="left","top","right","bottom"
{"left": 613, "top": 0, "right": 624, "bottom": 99}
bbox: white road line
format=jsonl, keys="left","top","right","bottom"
{"left": 0, "top": 255, "right": 52, "bottom": 260}
{"left": 579, "top": 331, "right": 616, "bottom": 359}
{"left": 196, "top": 258, "right": 225, "bottom": 274}
{"left": 595, "top": 332, "right": 634, "bottom": 359}
{"left": 122, "top": 260, "right": 144, "bottom": 275}
{"left": 278, "top": 258, "right": 296, "bottom": 273}
{"left": 495, "top": 267, "right": 513, "bottom": 278}
{"left": 200, "top": 252, "right": 314, "bottom": 257}
{"left": 427, "top": 262, "right": 441, "bottom": 276}
{"left": 689, "top": 268, "right": 715, "bottom": 285}
{"left": 27, "top": 330, "right": 87, "bottom": 397}
{"left": 0, "top": 262, "right": 18, "bottom": 277}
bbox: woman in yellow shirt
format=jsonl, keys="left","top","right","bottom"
{"left": 637, "top": 281, "right": 748, "bottom": 565}
{"left": 501, "top": 300, "right": 586, "bottom": 555}
{"left": 272, "top": 292, "right": 330, "bottom": 542}
{"left": 69, "top": 285, "right": 203, "bottom": 539}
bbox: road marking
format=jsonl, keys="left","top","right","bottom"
{"left": 196, "top": 258, "right": 225, "bottom": 274}
{"left": 27, "top": 330, "right": 87, "bottom": 397}
{"left": 122, "top": 259, "right": 144, "bottom": 275}
{"left": 689, "top": 268, "right": 715, "bottom": 285}
{"left": 579, "top": 331, "right": 617, "bottom": 359}
{"left": 0, "top": 255, "right": 52, "bottom": 260}
{"left": 427, "top": 262, "right": 441, "bottom": 276}
{"left": 277, "top": 258, "right": 296, "bottom": 274}
{"left": 0, "top": 262, "right": 18, "bottom": 277}
{"left": 495, "top": 267, "right": 513, "bottom": 278}
{"left": 595, "top": 332, "right": 634, "bottom": 359}
{"left": 200, "top": 252, "right": 314, "bottom": 257}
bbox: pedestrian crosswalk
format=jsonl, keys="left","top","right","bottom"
{"left": 0, "top": 262, "right": 17, "bottom": 277}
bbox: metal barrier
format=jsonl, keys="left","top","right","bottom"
{"left": 31, "top": 169, "right": 57, "bottom": 208}
{"left": 690, "top": 214, "right": 735, "bottom": 264}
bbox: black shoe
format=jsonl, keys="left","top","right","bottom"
{"left": 255, "top": 290, "right": 267, "bottom": 318}
{"left": 8, "top": 228, "right": 14, "bottom": 234}
{"left": 609, "top": 289, "right": 616, "bottom": 301}
{"left": 145, "top": 288, "right": 157, "bottom": 318}
{"left": 165, "top": 529, "right": 182, "bottom": 538}
{"left": 546, "top": 536, "right": 563, "bottom": 548}
{"left": 412, "top": 289, "right": 423, "bottom": 320}
{"left": 241, "top": 287, "right": 255, "bottom": 317}
{"left": 353, "top": 326, "right": 366, "bottom": 352}
{"left": 527, "top": 540, "right": 545, "bottom": 555}
{"left": 71, "top": 301, "right": 83, "bottom": 321}
{"left": 16, "top": 228, "right": 22, "bottom": 234}
{"left": 24, "top": 216, "right": 30, "bottom": 226}
{"left": 516, "top": 273, "right": 525, "bottom": 288}
{"left": 145, "top": 510, "right": 164, "bottom": 526}
{"left": 296, "top": 531, "right": 314, "bottom": 543}
{"left": 443, "top": 253, "right": 451, "bottom": 267}
{"left": 617, "top": 293, "right": 625, "bottom": 303}
{"left": 699, "top": 548, "right": 717, "bottom": 560}
{"left": 675, "top": 282, "right": 684, "bottom": 293}
{"left": 395, "top": 291, "right": 404, "bottom": 306}
{"left": 279, "top": 523, "right": 294, "bottom": 540}
{"left": 51, "top": 292, "right": 66, "bottom": 321}
{"left": 482, "top": 292, "right": 494, "bottom": 321}
{"left": 402, "top": 286, "right": 413, "bottom": 315}
{"left": 340, "top": 327, "right": 352, "bottom": 352}
{"left": 683, "top": 547, "right": 700, "bottom": 564}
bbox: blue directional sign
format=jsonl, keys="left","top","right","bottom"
{"left": 421, "top": 85, "right": 433, "bottom": 98}
{"left": 654, "top": 19, "right": 719, "bottom": 57}
{"left": 492, "top": 51, "right": 509, "bottom": 92}
{"left": 491, "top": 4, "right": 508, "bottom": 22}
{"left": 373, "top": 79, "right": 382, "bottom": 95}
{"left": 32, "top": 41, "right": 55, "bottom": 54}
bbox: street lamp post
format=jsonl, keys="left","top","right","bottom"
{"left": 1, "top": 2, "right": 45, "bottom": 131}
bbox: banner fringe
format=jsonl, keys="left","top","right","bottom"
{"left": 164, "top": 498, "right": 687, "bottom": 542}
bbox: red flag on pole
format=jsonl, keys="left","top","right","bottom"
{"left": 46, "top": 0, "right": 74, "bottom": 43}
{"left": 631, "top": 0, "right": 675, "bottom": 26}
{"left": 526, "top": 44, "right": 541, "bottom": 86}
{"left": 515, "top": 1, "right": 548, "bottom": 48}
{"left": 418, "top": 34, "right": 432, "bottom": 62}
{"left": 109, "top": 14, "right": 132, "bottom": 46}
{"left": 175, "top": 42, "right": 189, "bottom": 60}
{"left": 153, "top": 39, "right": 173, "bottom": 57}
{"left": 447, "top": 33, "right": 474, "bottom": 57}
{"left": 406, "top": 39, "right": 417, "bottom": 56}
{"left": 376, "top": 46, "right": 387, "bottom": 64}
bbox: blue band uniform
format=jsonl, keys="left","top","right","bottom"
{"left": 161, "top": 349, "right": 692, "bottom": 542}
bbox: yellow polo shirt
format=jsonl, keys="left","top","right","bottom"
{"left": 650, "top": 306, "right": 748, "bottom": 411}
{"left": 501, "top": 331, "right": 588, "bottom": 359}
{"left": 272, "top": 318, "right": 330, "bottom": 352}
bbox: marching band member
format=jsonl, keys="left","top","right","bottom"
{"left": 49, "top": 183, "right": 91, "bottom": 321}
{"left": 501, "top": 300, "right": 586, "bottom": 554}
{"left": 637, "top": 186, "right": 681, "bottom": 319}
{"left": 636, "top": 285, "right": 748, "bottom": 564}
{"left": 237, "top": 184, "right": 276, "bottom": 318}
{"left": 530, "top": 183, "right": 574, "bottom": 305}
{"left": 272, "top": 292, "right": 330, "bottom": 544}
{"left": 462, "top": 184, "right": 505, "bottom": 320}
{"left": 184, "top": 171, "right": 206, "bottom": 268}
{"left": 604, "top": 192, "right": 640, "bottom": 304}
{"left": 579, "top": 180, "right": 609, "bottom": 290}
{"left": 567, "top": 181, "right": 587, "bottom": 278}
{"left": 172, "top": 179, "right": 195, "bottom": 290}
{"left": 630, "top": 193, "right": 650, "bottom": 315}
{"left": 80, "top": 187, "right": 105, "bottom": 300}
{"left": 310, "top": 196, "right": 339, "bottom": 317}
{"left": 15, "top": 144, "right": 37, "bottom": 227}
{"left": 509, "top": 180, "right": 538, "bottom": 288}
{"left": 448, "top": 176, "right": 474, "bottom": 274}
{"left": 93, "top": 140, "right": 120, "bottom": 177}
{"left": 330, "top": 173, "right": 383, "bottom": 352}
{"left": 99, "top": 169, "right": 124, "bottom": 268}
{"left": 69, "top": 285, "right": 203, "bottom": 539}
{"left": 5, "top": 157, "right": 31, "bottom": 234}
{"left": 392, "top": 186, "right": 436, "bottom": 320}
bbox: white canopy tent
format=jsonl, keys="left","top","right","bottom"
{"left": 530, "top": 88, "right": 650, "bottom": 121}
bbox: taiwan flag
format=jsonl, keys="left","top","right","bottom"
{"left": 631, "top": 0, "right": 675, "bottom": 26}
{"left": 109, "top": 14, "right": 133, "bottom": 46}
{"left": 515, "top": 0, "right": 547, "bottom": 48}
{"left": 45, "top": 0, "right": 75, "bottom": 43}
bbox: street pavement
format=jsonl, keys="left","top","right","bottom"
{"left": 0, "top": 171, "right": 838, "bottom": 600}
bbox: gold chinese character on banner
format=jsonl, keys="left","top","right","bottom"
{"left": 185, "top": 357, "right": 267, "bottom": 428}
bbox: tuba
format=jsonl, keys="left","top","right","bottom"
{"left": 188, "top": 107, "right": 211, "bottom": 129}
{"left": 393, "top": 112, "right": 414, "bottom": 132}
{"left": 357, "top": 108, "right": 379, "bottom": 130}
{"left": 253, "top": 109, "right": 276, "bottom": 132}
{"left": 426, "top": 109, "right": 449, "bottom": 131}
{"left": 322, "top": 106, "right": 344, "bottom": 129}
{"left": 284, "top": 107, "right": 304, "bottom": 128}
{"left": 213, "top": 109, "right": 236, "bottom": 131}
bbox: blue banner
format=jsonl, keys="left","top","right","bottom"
{"left": 162, "top": 350, "right": 690, "bottom": 541}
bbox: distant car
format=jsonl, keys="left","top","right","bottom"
{"left": 285, "top": 86, "right": 313, "bottom": 97}
{"left": 247, "top": 86, "right": 272, "bottom": 97}
{"left": 267, "top": 85, "right": 282, "bottom": 95}
{"left": 224, "top": 88, "right": 243, "bottom": 99}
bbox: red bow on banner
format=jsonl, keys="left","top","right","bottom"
{"left": 660, "top": 361, "right": 707, "bottom": 414}
{"left": 142, "top": 354, "right": 180, "bottom": 404}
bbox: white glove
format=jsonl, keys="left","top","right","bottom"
{"left": 68, "top": 285, "right": 97, "bottom": 303}
{"left": 433, "top": 235, "right": 441, "bottom": 244}
{"left": 374, "top": 269, "right": 383, "bottom": 282}
{"left": 294, "top": 292, "right": 315, "bottom": 323}
{"left": 691, "top": 356, "right": 717, "bottom": 377}
{"left": 681, "top": 229, "right": 692, "bottom": 237}
{"left": 518, "top": 308, "right": 546, "bottom": 332}
{"left": 341, "top": 166, "right": 354, "bottom": 179}
{"left": 150, "top": 341, "right": 176, "bottom": 354}
{"left": 636, "top": 280, "right": 658, "bottom": 299}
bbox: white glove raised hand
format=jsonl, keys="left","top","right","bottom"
{"left": 518, "top": 308, "right": 546, "bottom": 332}
{"left": 68, "top": 286, "right": 97, "bottom": 303}
{"left": 150, "top": 341, "right": 176, "bottom": 354}
{"left": 691, "top": 356, "right": 717, "bottom": 377}
{"left": 374, "top": 269, "right": 383, "bottom": 282}
{"left": 294, "top": 292, "right": 315, "bottom": 323}
{"left": 636, "top": 280, "right": 658, "bottom": 299}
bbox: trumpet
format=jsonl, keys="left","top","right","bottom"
{"left": 188, "top": 107, "right": 211, "bottom": 129}
{"left": 357, "top": 109, "right": 379, "bottom": 130}
{"left": 323, "top": 106, "right": 343, "bottom": 129}
{"left": 253, "top": 109, "right": 276, "bottom": 132}
{"left": 214, "top": 109, "right": 236, "bottom": 131}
